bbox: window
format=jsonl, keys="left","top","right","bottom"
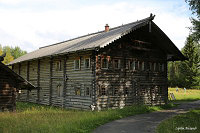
{"left": 85, "top": 87, "right": 90, "bottom": 96}
{"left": 56, "top": 60, "right": 62, "bottom": 71}
{"left": 74, "top": 59, "right": 80, "bottom": 70}
{"left": 100, "top": 87, "right": 107, "bottom": 96}
{"left": 149, "top": 62, "right": 152, "bottom": 71}
{"left": 162, "top": 63, "right": 165, "bottom": 72}
{"left": 135, "top": 61, "right": 138, "bottom": 70}
{"left": 113, "top": 59, "right": 120, "bottom": 69}
{"left": 153, "top": 62, "right": 157, "bottom": 71}
{"left": 129, "top": 60, "right": 136, "bottom": 70}
{"left": 114, "top": 88, "right": 118, "bottom": 95}
{"left": 84, "top": 58, "right": 90, "bottom": 69}
{"left": 75, "top": 88, "right": 81, "bottom": 96}
{"left": 101, "top": 58, "right": 108, "bottom": 69}
{"left": 141, "top": 61, "right": 145, "bottom": 71}
{"left": 57, "top": 84, "right": 63, "bottom": 97}
{"left": 124, "top": 88, "right": 129, "bottom": 95}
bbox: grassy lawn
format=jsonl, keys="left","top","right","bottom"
{"left": 168, "top": 88, "right": 200, "bottom": 102}
{"left": 156, "top": 108, "right": 200, "bottom": 133}
{"left": 0, "top": 102, "right": 174, "bottom": 133}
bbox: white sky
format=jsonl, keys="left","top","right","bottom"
{"left": 0, "top": 0, "right": 192, "bottom": 52}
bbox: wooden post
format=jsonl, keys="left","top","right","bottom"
{"left": 49, "top": 57, "right": 53, "bottom": 105}
{"left": 37, "top": 59, "right": 40, "bottom": 103}
{"left": 63, "top": 56, "right": 67, "bottom": 108}
{"left": 18, "top": 63, "right": 21, "bottom": 75}
{"left": 91, "top": 50, "right": 96, "bottom": 106}
{"left": 27, "top": 61, "right": 30, "bottom": 101}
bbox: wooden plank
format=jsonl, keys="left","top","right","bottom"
{"left": 49, "top": 57, "right": 53, "bottom": 105}
{"left": 37, "top": 59, "right": 40, "bottom": 103}
{"left": 26, "top": 61, "right": 30, "bottom": 101}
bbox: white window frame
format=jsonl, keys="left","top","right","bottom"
{"left": 56, "top": 60, "right": 62, "bottom": 71}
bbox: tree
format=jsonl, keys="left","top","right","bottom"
{"left": 179, "top": 35, "right": 200, "bottom": 88}
{"left": 11, "top": 46, "right": 27, "bottom": 59}
{"left": 2, "top": 46, "right": 14, "bottom": 64}
{"left": 186, "top": 0, "right": 200, "bottom": 41}
{"left": 0, "top": 45, "right": 3, "bottom": 56}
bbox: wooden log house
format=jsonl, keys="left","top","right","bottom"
{"left": 9, "top": 15, "right": 186, "bottom": 110}
{"left": 0, "top": 57, "right": 36, "bottom": 112}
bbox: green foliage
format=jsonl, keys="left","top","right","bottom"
{"left": 0, "top": 45, "right": 27, "bottom": 64}
{"left": 156, "top": 108, "right": 200, "bottom": 133}
{"left": 179, "top": 36, "right": 200, "bottom": 88}
{"left": 0, "top": 102, "right": 174, "bottom": 133}
{"left": 186, "top": 0, "right": 200, "bottom": 41}
{"left": 168, "top": 36, "right": 200, "bottom": 89}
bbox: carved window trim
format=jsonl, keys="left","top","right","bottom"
{"left": 113, "top": 59, "right": 121, "bottom": 69}
{"left": 57, "top": 83, "right": 63, "bottom": 97}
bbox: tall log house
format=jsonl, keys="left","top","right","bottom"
{"left": 9, "top": 15, "right": 185, "bottom": 110}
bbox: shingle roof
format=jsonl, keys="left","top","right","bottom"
{"left": 0, "top": 62, "right": 37, "bottom": 90}
{"left": 9, "top": 14, "right": 185, "bottom": 65}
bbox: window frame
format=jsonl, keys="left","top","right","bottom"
{"left": 101, "top": 57, "right": 108, "bottom": 69}
{"left": 74, "top": 59, "right": 80, "bottom": 70}
{"left": 56, "top": 60, "right": 62, "bottom": 71}
{"left": 57, "top": 84, "right": 63, "bottom": 97}
{"left": 113, "top": 59, "right": 121, "bottom": 69}
{"left": 84, "top": 58, "right": 90, "bottom": 69}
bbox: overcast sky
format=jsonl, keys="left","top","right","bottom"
{"left": 0, "top": 0, "right": 192, "bottom": 52}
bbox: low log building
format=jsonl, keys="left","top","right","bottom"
{"left": 9, "top": 15, "right": 185, "bottom": 110}
{"left": 0, "top": 59, "right": 36, "bottom": 112}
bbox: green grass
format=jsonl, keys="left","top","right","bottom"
{"left": 168, "top": 88, "right": 200, "bottom": 102}
{"left": 156, "top": 108, "right": 200, "bottom": 133}
{"left": 0, "top": 102, "right": 174, "bottom": 133}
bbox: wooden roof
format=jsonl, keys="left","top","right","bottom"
{"left": 9, "top": 14, "right": 186, "bottom": 65}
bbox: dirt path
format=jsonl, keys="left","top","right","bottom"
{"left": 93, "top": 100, "right": 200, "bottom": 133}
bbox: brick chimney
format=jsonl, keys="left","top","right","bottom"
{"left": 105, "top": 24, "right": 109, "bottom": 32}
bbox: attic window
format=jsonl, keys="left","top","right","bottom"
{"left": 84, "top": 58, "right": 90, "bottom": 69}
{"left": 74, "top": 59, "right": 80, "bottom": 70}
{"left": 56, "top": 60, "right": 62, "bottom": 71}
{"left": 101, "top": 57, "right": 108, "bottom": 69}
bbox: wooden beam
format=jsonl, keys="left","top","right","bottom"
{"left": 37, "top": 59, "right": 40, "bottom": 103}
{"left": 27, "top": 61, "right": 30, "bottom": 101}
{"left": 92, "top": 50, "right": 97, "bottom": 106}
{"left": 63, "top": 56, "right": 67, "bottom": 108}
{"left": 49, "top": 57, "right": 53, "bottom": 105}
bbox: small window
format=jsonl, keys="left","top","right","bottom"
{"left": 149, "top": 62, "right": 152, "bottom": 71}
{"left": 100, "top": 87, "right": 106, "bottom": 96}
{"left": 114, "top": 88, "right": 118, "bottom": 95}
{"left": 57, "top": 84, "right": 63, "bottom": 97}
{"left": 74, "top": 59, "right": 80, "bottom": 70}
{"left": 153, "top": 62, "right": 157, "bottom": 71}
{"left": 75, "top": 88, "right": 81, "bottom": 96}
{"left": 129, "top": 60, "right": 136, "bottom": 70}
{"left": 141, "top": 62, "right": 145, "bottom": 71}
{"left": 124, "top": 88, "right": 129, "bottom": 95}
{"left": 84, "top": 58, "right": 90, "bottom": 69}
{"left": 113, "top": 59, "right": 120, "bottom": 69}
{"left": 101, "top": 58, "right": 108, "bottom": 69}
{"left": 56, "top": 60, "right": 62, "bottom": 71}
{"left": 85, "top": 87, "right": 90, "bottom": 96}
{"left": 135, "top": 61, "right": 138, "bottom": 70}
{"left": 162, "top": 63, "right": 165, "bottom": 72}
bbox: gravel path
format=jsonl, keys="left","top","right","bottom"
{"left": 93, "top": 100, "right": 200, "bottom": 133}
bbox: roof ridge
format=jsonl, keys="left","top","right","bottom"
{"left": 39, "top": 15, "right": 155, "bottom": 49}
